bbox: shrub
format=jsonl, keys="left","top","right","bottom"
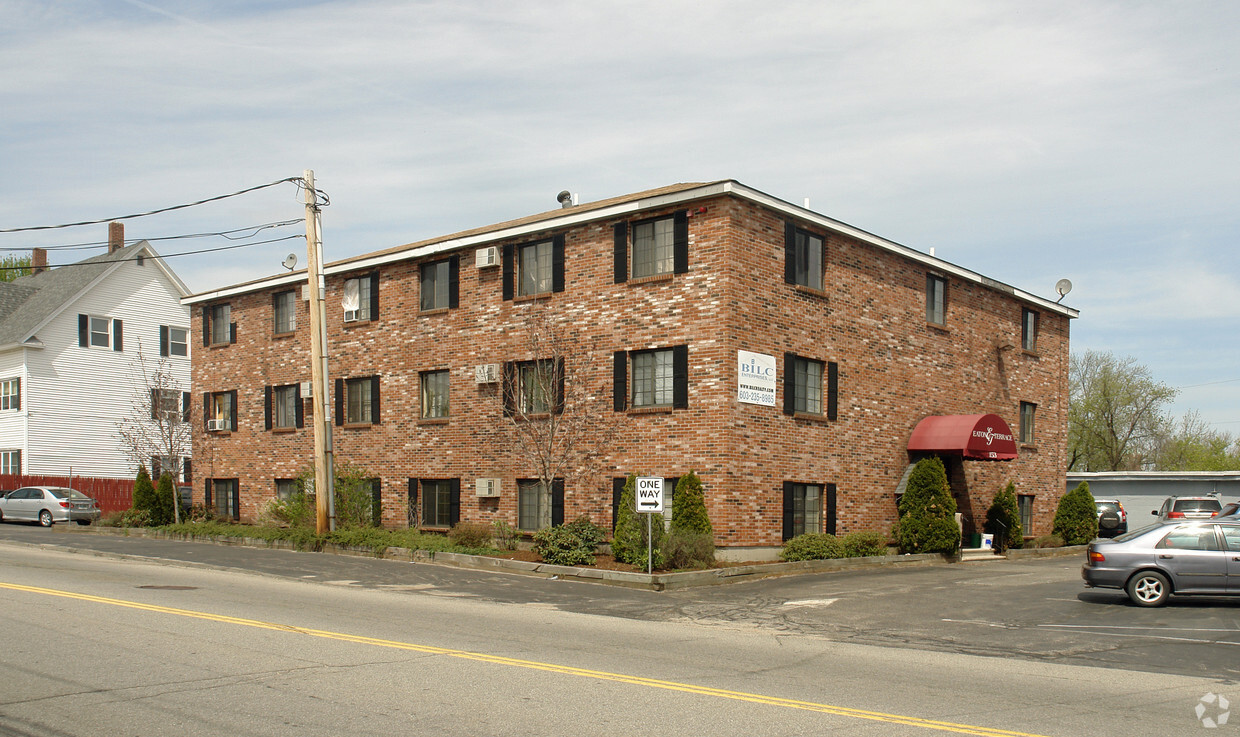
{"left": 291, "top": 463, "right": 379, "bottom": 530}
{"left": 671, "top": 471, "right": 713, "bottom": 536}
{"left": 1053, "top": 481, "right": 1098, "bottom": 545}
{"left": 1031, "top": 534, "right": 1065, "bottom": 549}
{"left": 985, "top": 481, "right": 1023, "bottom": 552}
{"left": 492, "top": 520, "right": 520, "bottom": 550}
{"left": 263, "top": 492, "right": 316, "bottom": 529}
{"left": 663, "top": 531, "right": 716, "bottom": 569}
{"left": 152, "top": 473, "right": 176, "bottom": 526}
{"left": 840, "top": 531, "right": 888, "bottom": 558}
{"left": 895, "top": 457, "right": 960, "bottom": 554}
{"left": 448, "top": 521, "right": 493, "bottom": 549}
{"left": 131, "top": 466, "right": 156, "bottom": 524}
{"left": 780, "top": 533, "right": 843, "bottom": 561}
{"left": 104, "top": 508, "right": 151, "bottom": 528}
{"left": 533, "top": 516, "right": 605, "bottom": 566}
{"left": 612, "top": 474, "right": 666, "bottom": 568}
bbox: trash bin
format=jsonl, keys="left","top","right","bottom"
{"left": 969, "top": 533, "right": 982, "bottom": 548}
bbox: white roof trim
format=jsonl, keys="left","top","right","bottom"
{"left": 184, "top": 180, "right": 1078, "bottom": 317}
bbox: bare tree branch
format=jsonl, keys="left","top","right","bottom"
{"left": 116, "top": 343, "right": 191, "bottom": 523}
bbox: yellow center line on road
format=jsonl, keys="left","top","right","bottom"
{"left": 1, "top": 581, "right": 1051, "bottom": 737}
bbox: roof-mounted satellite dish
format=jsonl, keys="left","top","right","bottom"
{"left": 1055, "top": 278, "right": 1073, "bottom": 303}
{"left": 282, "top": 253, "right": 298, "bottom": 271}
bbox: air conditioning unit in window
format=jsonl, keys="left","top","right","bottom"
{"left": 475, "top": 478, "right": 501, "bottom": 498}
{"left": 475, "top": 246, "right": 500, "bottom": 268}
{"left": 474, "top": 364, "right": 500, "bottom": 384}
{"left": 206, "top": 419, "right": 226, "bottom": 432}
{"left": 343, "top": 309, "right": 360, "bottom": 323}
{"left": 300, "top": 381, "right": 312, "bottom": 398}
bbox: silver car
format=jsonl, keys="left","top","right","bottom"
{"left": 0, "top": 486, "right": 101, "bottom": 527}
{"left": 1082, "top": 520, "right": 1240, "bottom": 606}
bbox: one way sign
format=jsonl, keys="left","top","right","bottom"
{"left": 635, "top": 477, "right": 664, "bottom": 514}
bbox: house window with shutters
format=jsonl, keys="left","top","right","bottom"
{"left": 612, "top": 346, "right": 689, "bottom": 412}
{"left": 782, "top": 353, "right": 838, "bottom": 420}
{"left": 782, "top": 481, "right": 837, "bottom": 541}
{"left": 206, "top": 304, "right": 233, "bottom": 346}
{"left": 632, "top": 349, "right": 675, "bottom": 408}
{"left": 335, "top": 376, "right": 380, "bottom": 426}
{"left": 422, "top": 479, "right": 454, "bottom": 527}
{"left": 502, "top": 236, "right": 565, "bottom": 301}
{"left": 0, "top": 378, "right": 19, "bottom": 411}
{"left": 518, "top": 479, "right": 564, "bottom": 531}
{"left": 613, "top": 212, "right": 689, "bottom": 284}
{"left": 160, "top": 326, "right": 188, "bottom": 357}
{"left": 342, "top": 273, "right": 379, "bottom": 322}
{"left": 205, "top": 391, "right": 237, "bottom": 432}
{"left": 273, "top": 291, "right": 297, "bottom": 334}
{"left": 265, "top": 384, "right": 302, "bottom": 430}
{"left": 420, "top": 257, "right": 458, "bottom": 312}
{"left": 206, "top": 478, "right": 239, "bottom": 521}
{"left": 785, "top": 224, "right": 825, "bottom": 291}
{"left": 503, "top": 360, "right": 563, "bottom": 416}
{"left": 78, "top": 314, "right": 123, "bottom": 351}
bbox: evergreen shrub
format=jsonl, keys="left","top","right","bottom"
{"left": 985, "top": 481, "right": 1023, "bottom": 552}
{"left": 895, "top": 457, "right": 960, "bottom": 554}
{"left": 1053, "top": 481, "right": 1098, "bottom": 545}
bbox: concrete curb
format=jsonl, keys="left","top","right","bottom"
{"left": 57, "top": 526, "right": 1086, "bottom": 591}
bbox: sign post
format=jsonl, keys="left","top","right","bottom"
{"left": 635, "top": 477, "right": 664, "bottom": 574}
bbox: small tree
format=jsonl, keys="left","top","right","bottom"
{"left": 132, "top": 466, "right": 156, "bottom": 523}
{"left": 665, "top": 470, "right": 714, "bottom": 568}
{"left": 1054, "top": 481, "right": 1098, "bottom": 545}
{"left": 612, "top": 473, "right": 666, "bottom": 568}
{"left": 117, "top": 347, "right": 190, "bottom": 524}
{"left": 895, "top": 457, "right": 960, "bottom": 554}
{"left": 152, "top": 473, "right": 176, "bottom": 526}
{"left": 985, "top": 481, "right": 1023, "bottom": 553}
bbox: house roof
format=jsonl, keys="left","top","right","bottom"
{"left": 0, "top": 241, "right": 190, "bottom": 350}
{"left": 182, "top": 179, "right": 1079, "bottom": 318}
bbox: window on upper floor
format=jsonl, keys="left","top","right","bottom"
{"left": 782, "top": 352, "right": 838, "bottom": 420}
{"left": 78, "top": 314, "right": 123, "bottom": 352}
{"left": 1, "top": 378, "right": 20, "bottom": 411}
{"left": 336, "top": 376, "right": 380, "bottom": 426}
{"left": 420, "top": 257, "right": 458, "bottom": 312}
{"left": 613, "top": 212, "right": 689, "bottom": 284}
{"left": 265, "top": 384, "right": 302, "bottom": 430}
{"left": 205, "top": 391, "right": 237, "bottom": 432}
{"left": 926, "top": 274, "right": 947, "bottom": 326}
{"left": 343, "top": 273, "right": 379, "bottom": 322}
{"left": 151, "top": 389, "right": 189, "bottom": 423}
{"left": 502, "top": 237, "right": 564, "bottom": 300}
{"left": 150, "top": 455, "right": 190, "bottom": 484}
{"left": 504, "top": 359, "right": 563, "bottom": 416}
{"left": 273, "top": 290, "right": 297, "bottom": 334}
{"left": 1022, "top": 308, "right": 1039, "bottom": 352}
{"left": 1020, "top": 401, "right": 1036, "bottom": 445}
{"left": 0, "top": 450, "right": 20, "bottom": 475}
{"left": 421, "top": 370, "right": 449, "bottom": 419}
{"left": 204, "top": 304, "right": 234, "bottom": 346}
{"left": 160, "top": 326, "right": 188, "bottom": 357}
{"left": 785, "top": 224, "right": 825, "bottom": 291}
{"left": 612, "top": 346, "right": 688, "bottom": 411}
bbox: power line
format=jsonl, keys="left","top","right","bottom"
{"left": 0, "top": 234, "right": 306, "bottom": 271}
{"left": 0, "top": 177, "right": 311, "bottom": 233}
{"left": 0, "top": 219, "right": 305, "bottom": 252}
{"left": 1179, "top": 378, "right": 1240, "bottom": 390}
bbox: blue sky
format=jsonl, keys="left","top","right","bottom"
{"left": 3, "top": 1, "right": 1238, "bottom": 428}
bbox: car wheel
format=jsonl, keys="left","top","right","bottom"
{"left": 38, "top": 510, "right": 53, "bottom": 527}
{"left": 1127, "top": 570, "right": 1171, "bottom": 607}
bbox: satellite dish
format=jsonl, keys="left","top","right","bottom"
{"left": 1055, "top": 278, "right": 1072, "bottom": 303}
{"left": 282, "top": 253, "right": 298, "bottom": 271}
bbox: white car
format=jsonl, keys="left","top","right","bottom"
{"left": 0, "top": 486, "right": 101, "bottom": 527}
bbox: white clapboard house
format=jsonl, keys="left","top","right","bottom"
{"left": 0, "top": 226, "right": 192, "bottom": 481}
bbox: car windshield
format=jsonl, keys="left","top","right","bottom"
{"left": 48, "top": 488, "right": 91, "bottom": 500}
{"left": 1096, "top": 502, "right": 1121, "bottom": 513}
{"left": 1112, "top": 522, "right": 1166, "bottom": 543}
{"left": 1175, "top": 499, "right": 1221, "bottom": 512}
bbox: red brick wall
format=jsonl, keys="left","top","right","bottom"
{"left": 192, "top": 193, "right": 1070, "bottom": 548}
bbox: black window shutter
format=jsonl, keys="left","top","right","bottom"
{"left": 202, "top": 392, "right": 210, "bottom": 431}
{"left": 784, "top": 222, "right": 797, "bottom": 284}
{"left": 150, "top": 388, "right": 159, "bottom": 420}
{"left": 612, "top": 351, "right": 627, "bottom": 412}
{"left": 554, "top": 358, "right": 565, "bottom": 414}
{"left": 182, "top": 392, "right": 191, "bottom": 423}
{"left": 230, "top": 483, "right": 240, "bottom": 521}
{"left": 448, "top": 255, "right": 460, "bottom": 309}
{"left": 827, "top": 361, "right": 839, "bottom": 421}
{"left": 228, "top": 390, "right": 238, "bottom": 431}
{"left": 782, "top": 352, "right": 796, "bottom": 416}
{"left": 183, "top": 458, "right": 192, "bottom": 485}
{"left": 368, "top": 272, "right": 380, "bottom": 320}
{"left": 672, "top": 344, "right": 689, "bottom": 409}
{"left": 202, "top": 307, "right": 210, "bottom": 346}
{"left": 407, "top": 479, "right": 419, "bottom": 521}
{"left": 825, "top": 483, "right": 838, "bottom": 536}
{"left": 501, "top": 362, "right": 515, "bottom": 416}
{"left": 501, "top": 244, "right": 514, "bottom": 301}
{"left": 294, "top": 383, "right": 304, "bottom": 428}
{"left": 264, "top": 386, "right": 273, "bottom": 430}
{"left": 613, "top": 223, "right": 628, "bottom": 284}
{"left": 370, "top": 376, "right": 381, "bottom": 424}
{"left": 152, "top": 457, "right": 162, "bottom": 479}
{"left": 673, "top": 210, "right": 689, "bottom": 274}
{"left": 334, "top": 378, "right": 344, "bottom": 426}
{"left": 229, "top": 322, "right": 237, "bottom": 344}
{"left": 782, "top": 481, "right": 795, "bottom": 542}
{"left": 449, "top": 478, "right": 461, "bottom": 526}
{"left": 78, "top": 314, "right": 88, "bottom": 347}
{"left": 371, "top": 479, "right": 383, "bottom": 527}
{"left": 160, "top": 325, "right": 170, "bottom": 357}
{"left": 552, "top": 234, "right": 566, "bottom": 293}
{"left": 113, "top": 319, "right": 123, "bottom": 351}
{"left": 551, "top": 479, "right": 565, "bottom": 527}
{"left": 12, "top": 379, "right": 19, "bottom": 411}
{"left": 612, "top": 477, "right": 625, "bottom": 531}
{"left": 204, "top": 479, "right": 212, "bottom": 508}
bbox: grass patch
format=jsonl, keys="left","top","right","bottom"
{"left": 155, "top": 521, "right": 497, "bottom": 557}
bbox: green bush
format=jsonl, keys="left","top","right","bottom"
{"left": 492, "top": 520, "right": 520, "bottom": 550}
{"left": 671, "top": 471, "right": 713, "bottom": 536}
{"left": 152, "top": 473, "right": 176, "bottom": 526}
{"left": 780, "top": 533, "right": 843, "bottom": 561}
{"left": 985, "top": 481, "right": 1023, "bottom": 552}
{"left": 448, "top": 521, "right": 493, "bottom": 548}
{"left": 533, "top": 517, "right": 605, "bottom": 566}
{"left": 263, "top": 492, "right": 316, "bottom": 529}
{"left": 612, "top": 474, "right": 666, "bottom": 568}
{"left": 1053, "top": 482, "right": 1098, "bottom": 545}
{"left": 840, "top": 531, "right": 888, "bottom": 558}
{"left": 895, "top": 457, "right": 960, "bottom": 554}
{"left": 662, "top": 531, "right": 716, "bottom": 569}
{"left": 131, "top": 466, "right": 156, "bottom": 524}
{"left": 104, "top": 508, "right": 151, "bottom": 528}
{"left": 1031, "top": 534, "right": 1065, "bottom": 549}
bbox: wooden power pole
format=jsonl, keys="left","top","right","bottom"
{"left": 303, "top": 170, "right": 335, "bottom": 533}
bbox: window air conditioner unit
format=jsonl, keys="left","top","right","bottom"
{"left": 343, "top": 309, "right": 360, "bottom": 323}
{"left": 474, "top": 364, "right": 500, "bottom": 384}
{"left": 300, "top": 381, "right": 312, "bottom": 398}
{"left": 475, "top": 478, "right": 501, "bottom": 498}
{"left": 206, "top": 419, "right": 226, "bottom": 432}
{"left": 475, "top": 246, "right": 500, "bottom": 268}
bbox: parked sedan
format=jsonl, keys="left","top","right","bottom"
{"left": 0, "top": 486, "right": 101, "bottom": 527}
{"left": 1082, "top": 520, "right": 1240, "bottom": 606}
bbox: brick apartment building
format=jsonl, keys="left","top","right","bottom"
{"left": 185, "top": 180, "right": 1076, "bottom": 557}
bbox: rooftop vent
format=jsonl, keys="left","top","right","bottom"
{"left": 557, "top": 190, "right": 574, "bottom": 209}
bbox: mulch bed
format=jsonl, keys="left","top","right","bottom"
{"left": 482, "top": 549, "right": 781, "bottom": 573}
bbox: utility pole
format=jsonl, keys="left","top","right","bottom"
{"left": 303, "top": 170, "right": 336, "bottom": 533}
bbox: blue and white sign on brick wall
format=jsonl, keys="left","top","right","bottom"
{"left": 737, "top": 350, "right": 776, "bottom": 407}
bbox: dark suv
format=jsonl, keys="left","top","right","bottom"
{"left": 1094, "top": 499, "right": 1128, "bottom": 537}
{"left": 1152, "top": 496, "right": 1221, "bottom": 521}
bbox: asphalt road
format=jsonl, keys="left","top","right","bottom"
{"left": 1, "top": 529, "right": 1234, "bottom": 737}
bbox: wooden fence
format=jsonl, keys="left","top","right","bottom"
{"left": 0, "top": 474, "right": 133, "bottom": 515}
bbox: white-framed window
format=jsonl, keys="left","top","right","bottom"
{"left": 788, "top": 483, "right": 823, "bottom": 538}
{"left": 926, "top": 274, "right": 946, "bottom": 326}
{"left": 0, "top": 378, "right": 19, "bottom": 411}
{"left": 343, "top": 276, "right": 372, "bottom": 322}
{"left": 421, "top": 370, "right": 449, "bottom": 419}
{"left": 518, "top": 479, "right": 551, "bottom": 531}
{"left": 632, "top": 217, "right": 675, "bottom": 278}
{"left": 208, "top": 391, "right": 235, "bottom": 431}
{"left": 90, "top": 316, "right": 112, "bottom": 348}
{"left": 0, "top": 449, "right": 20, "bottom": 475}
{"left": 517, "top": 240, "right": 553, "bottom": 297}
{"left": 164, "top": 326, "right": 188, "bottom": 357}
{"left": 273, "top": 385, "right": 297, "bottom": 429}
{"left": 152, "top": 388, "right": 182, "bottom": 422}
{"left": 1021, "top": 308, "right": 1039, "bottom": 352}
{"left": 792, "top": 357, "right": 824, "bottom": 415}
{"left": 273, "top": 290, "right": 297, "bottom": 334}
{"left": 789, "top": 227, "right": 824, "bottom": 290}
{"left": 420, "top": 260, "right": 451, "bottom": 311}
{"left": 209, "top": 304, "right": 231, "bottom": 345}
{"left": 1020, "top": 401, "right": 1036, "bottom": 444}
{"left": 422, "top": 479, "right": 453, "bottom": 527}
{"left": 632, "top": 349, "right": 674, "bottom": 408}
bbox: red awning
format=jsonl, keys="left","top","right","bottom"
{"left": 908, "top": 414, "right": 1018, "bottom": 461}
